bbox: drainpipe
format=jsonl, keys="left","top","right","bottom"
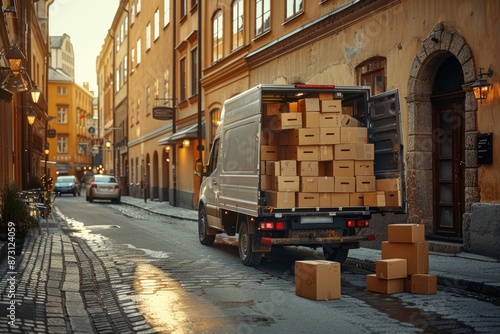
{"left": 172, "top": 0, "right": 177, "bottom": 207}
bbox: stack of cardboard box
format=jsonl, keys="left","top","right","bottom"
{"left": 261, "top": 96, "right": 399, "bottom": 209}
{"left": 366, "top": 224, "right": 437, "bottom": 295}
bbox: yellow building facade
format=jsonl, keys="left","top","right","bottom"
{"left": 97, "top": 0, "right": 500, "bottom": 258}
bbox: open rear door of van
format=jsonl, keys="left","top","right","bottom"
{"left": 367, "top": 89, "right": 406, "bottom": 213}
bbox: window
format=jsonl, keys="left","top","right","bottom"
{"left": 131, "top": 48, "right": 135, "bottom": 69}
{"left": 256, "top": 0, "right": 270, "bottom": 36}
{"left": 356, "top": 57, "right": 387, "bottom": 96}
{"left": 131, "top": 3, "right": 136, "bottom": 24}
{"left": 212, "top": 10, "right": 223, "bottom": 62}
{"left": 180, "top": 57, "right": 186, "bottom": 101}
{"left": 180, "top": 0, "right": 187, "bottom": 18}
{"left": 191, "top": 48, "right": 198, "bottom": 96}
{"left": 136, "top": 0, "right": 141, "bottom": 14}
{"left": 57, "top": 136, "right": 68, "bottom": 154}
{"left": 146, "top": 86, "right": 151, "bottom": 116}
{"left": 286, "top": 0, "right": 303, "bottom": 19}
{"left": 210, "top": 108, "right": 221, "bottom": 143}
{"left": 57, "top": 106, "right": 68, "bottom": 124}
{"left": 164, "top": 69, "right": 170, "bottom": 100}
{"left": 136, "top": 98, "right": 140, "bottom": 123}
{"left": 136, "top": 39, "right": 142, "bottom": 64}
{"left": 57, "top": 86, "right": 67, "bottom": 95}
{"left": 232, "top": 0, "right": 244, "bottom": 50}
{"left": 164, "top": 0, "right": 170, "bottom": 26}
{"left": 123, "top": 55, "right": 128, "bottom": 81}
{"left": 154, "top": 9, "right": 160, "bottom": 40}
{"left": 146, "top": 22, "right": 151, "bottom": 50}
{"left": 116, "top": 68, "right": 120, "bottom": 92}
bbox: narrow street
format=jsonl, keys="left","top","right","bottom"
{"left": 1, "top": 195, "right": 499, "bottom": 333}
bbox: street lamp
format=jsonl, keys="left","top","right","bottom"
{"left": 44, "top": 144, "right": 49, "bottom": 190}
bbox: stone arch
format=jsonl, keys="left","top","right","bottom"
{"left": 405, "top": 22, "right": 479, "bottom": 247}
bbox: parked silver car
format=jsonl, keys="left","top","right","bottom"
{"left": 86, "top": 174, "right": 121, "bottom": 204}
{"left": 54, "top": 175, "right": 81, "bottom": 196}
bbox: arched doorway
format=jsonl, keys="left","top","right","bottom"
{"left": 431, "top": 57, "right": 465, "bottom": 239}
{"left": 405, "top": 23, "right": 479, "bottom": 246}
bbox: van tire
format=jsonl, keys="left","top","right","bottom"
{"left": 323, "top": 245, "right": 349, "bottom": 263}
{"left": 198, "top": 207, "right": 215, "bottom": 245}
{"left": 238, "top": 222, "right": 262, "bottom": 266}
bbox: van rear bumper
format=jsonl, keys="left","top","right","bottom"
{"left": 261, "top": 234, "right": 374, "bottom": 246}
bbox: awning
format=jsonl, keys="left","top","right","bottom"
{"left": 158, "top": 122, "right": 205, "bottom": 145}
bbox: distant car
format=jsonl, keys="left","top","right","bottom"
{"left": 54, "top": 175, "right": 81, "bottom": 196}
{"left": 86, "top": 174, "right": 121, "bottom": 204}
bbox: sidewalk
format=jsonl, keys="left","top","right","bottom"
{"left": 121, "top": 196, "right": 500, "bottom": 298}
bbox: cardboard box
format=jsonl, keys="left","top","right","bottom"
{"left": 273, "top": 176, "right": 300, "bottom": 192}
{"left": 388, "top": 224, "right": 425, "bottom": 243}
{"left": 289, "top": 102, "right": 298, "bottom": 113}
{"left": 266, "top": 190, "right": 295, "bottom": 208}
{"left": 334, "top": 144, "right": 357, "bottom": 160}
{"left": 341, "top": 114, "right": 363, "bottom": 127}
{"left": 298, "top": 98, "right": 320, "bottom": 112}
{"left": 266, "top": 103, "right": 289, "bottom": 115}
{"left": 334, "top": 176, "right": 356, "bottom": 193}
{"left": 355, "top": 160, "right": 374, "bottom": 176}
{"left": 289, "top": 145, "right": 319, "bottom": 161}
{"left": 261, "top": 129, "right": 280, "bottom": 145}
{"left": 376, "top": 178, "right": 401, "bottom": 192}
{"left": 295, "top": 260, "right": 341, "bottom": 300}
{"left": 366, "top": 274, "right": 404, "bottom": 294}
{"left": 319, "top": 113, "right": 342, "bottom": 127}
{"left": 261, "top": 145, "right": 279, "bottom": 161}
{"left": 261, "top": 161, "right": 266, "bottom": 175}
{"left": 376, "top": 259, "right": 408, "bottom": 279}
{"left": 301, "top": 177, "right": 318, "bottom": 192}
{"left": 289, "top": 128, "right": 320, "bottom": 145}
{"left": 381, "top": 241, "right": 429, "bottom": 275}
{"left": 319, "top": 193, "right": 331, "bottom": 207}
{"left": 298, "top": 161, "right": 319, "bottom": 176}
{"left": 385, "top": 191, "right": 400, "bottom": 207}
{"left": 356, "top": 175, "right": 376, "bottom": 192}
{"left": 319, "top": 93, "right": 334, "bottom": 100}
{"left": 340, "top": 127, "right": 368, "bottom": 144}
{"left": 275, "top": 113, "right": 303, "bottom": 129}
{"left": 342, "top": 106, "right": 354, "bottom": 116}
{"left": 363, "top": 191, "right": 386, "bottom": 207}
{"left": 355, "top": 144, "right": 375, "bottom": 160}
{"left": 409, "top": 274, "right": 437, "bottom": 295}
{"left": 320, "top": 127, "right": 340, "bottom": 145}
{"left": 266, "top": 161, "right": 281, "bottom": 176}
{"left": 317, "top": 176, "right": 335, "bottom": 192}
{"left": 302, "top": 111, "right": 320, "bottom": 128}
{"left": 321, "top": 100, "right": 342, "bottom": 113}
{"left": 332, "top": 193, "right": 350, "bottom": 207}
{"left": 261, "top": 175, "right": 272, "bottom": 190}
{"left": 296, "top": 192, "right": 320, "bottom": 207}
{"left": 331, "top": 160, "right": 354, "bottom": 177}
{"left": 280, "top": 160, "right": 297, "bottom": 176}
{"left": 319, "top": 145, "right": 334, "bottom": 161}
{"left": 349, "top": 193, "right": 364, "bottom": 206}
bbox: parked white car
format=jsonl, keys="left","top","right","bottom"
{"left": 86, "top": 174, "right": 121, "bottom": 204}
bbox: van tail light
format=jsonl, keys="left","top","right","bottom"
{"left": 259, "top": 221, "right": 286, "bottom": 230}
{"left": 347, "top": 219, "right": 370, "bottom": 228}
{"left": 114, "top": 185, "right": 120, "bottom": 189}
{"left": 91, "top": 184, "right": 97, "bottom": 189}
{"left": 357, "top": 219, "right": 370, "bottom": 227}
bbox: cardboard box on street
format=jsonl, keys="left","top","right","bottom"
{"left": 409, "top": 274, "right": 437, "bottom": 295}
{"left": 387, "top": 224, "right": 425, "bottom": 243}
{"left": 366, "top": 274, "right": 404, "bottom": 294}
{"left": 376, "top": 258, "right": 408, "bottom": 279}
{"left": 295, "top": 260, "right": 341, "bottom": 300}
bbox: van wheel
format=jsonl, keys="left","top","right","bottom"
{"left": 198, "top": 207, "right": 215, "bottom": 245}
{"left": 323, "top": 245, "right": 349, "bottom": 263}
{"left": 238, "top": 221, "right": 262, "bottom": 266}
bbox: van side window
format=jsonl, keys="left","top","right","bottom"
{"left": 208, "top": 138, "right": 220, "bottom": 175}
